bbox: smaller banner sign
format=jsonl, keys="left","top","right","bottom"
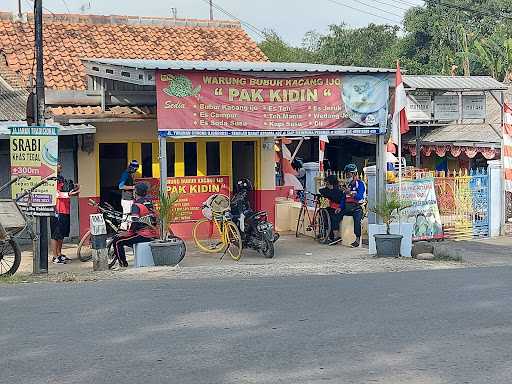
{"left": 138, "top": 176, "right": 230, "bottom": 222}
{"left": 9, "top": 126, "right": 59, "bottom": 216}
{"left": 462, "top": 95, "right": 486, "bottom": 119}
{"left": 434, "top": 95, "right": 459, "bottom": 121}
{"left": 406, "top": 94, "right": 432, "bottom": 121}
{"left": 387, "top": 178, "right": 443, "bottom": 241}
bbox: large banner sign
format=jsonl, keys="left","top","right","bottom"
{"left": 156, "top": 70, "right": 389, "bottom": 136}
{"left": 138, "top": 176, "right": 230, "bottom": 222}
{"left": 387, "top": 178, "right": 444, "bottom": 241}
{"left": 9, "top": 126, "right": 58, "bottom": 216}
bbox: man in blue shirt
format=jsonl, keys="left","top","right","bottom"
{"left": 118, "top": 160, "right": 139, "bottom": 230}
{"left": 330, "top": 164, "right": 366, "bottom": 247}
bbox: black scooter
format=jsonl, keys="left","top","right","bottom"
{"left": 230, "top": 184, "right": 279, "bottom": 258}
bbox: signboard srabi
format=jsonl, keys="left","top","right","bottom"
{"left": 434, "top": 95, "right": 460, "bottom": 121}
{"left": 156, "top": 70, "right": 390, "bottom": 136}
{"left": 9, "top": 126, "right": 59, "bottom": 215}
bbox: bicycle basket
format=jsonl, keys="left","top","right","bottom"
{"left": 319, "top": 196, "right": 330, "bottom": 209}
{"left": 202, "top": 194, "right": 230, "bottom": 219}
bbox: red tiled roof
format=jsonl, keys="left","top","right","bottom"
{"left": 0, "top": 12, "right": 267, "bottom": 90}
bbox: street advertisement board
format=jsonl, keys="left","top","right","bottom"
{"left": 9, "top": 126, "right": 58, "bottom": 216}
{"left": 462, "top": 95, "right": 486, "bottom": 119}
{"left": 387, "top": 178, "right": 444, "bottom": 241}
{"left": 156, "top": 70, "right": 390, "bottom": 136}
{"left": 138, "top": 176, "right": 230, "bottom": 222}
{"left": 406, "top": 94, "right": 432, "bottom": 121}
{"left": 434, "top": 95, "right": 460, "bottom": 121}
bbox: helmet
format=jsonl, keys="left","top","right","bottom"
{"left": 134, "top": 182, "right": 149, "bottom": 197}
{"left": 344, "top": 163, "right": 358, "bottom": 174}
{"left": 291, "top": 157, "right": 304, "bottom": 170}
{"left": 236, "top": 178, "right": 253, "bottom": 192}
{"left": 128, "top": 160, "right": 139, "bottom": 173}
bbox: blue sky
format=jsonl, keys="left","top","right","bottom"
{"left": 5, "top": 0, "right": 419, "bottom": 45}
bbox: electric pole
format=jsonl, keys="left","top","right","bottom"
{"left": 209, "top": 0, "right": 213, "bottom": 20}
{"left": 34, "top": 0, "right": 49, "bottom": 274}
{"left": 17, "top": 0, "right": 22, "bottom": 18}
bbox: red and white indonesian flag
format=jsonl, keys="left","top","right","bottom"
{"left": 391, "top": 61, "right": 409, "bottom": 145}
{"left": 319, "top": 135, "right": 329, "bottom": 172}
{"left": 503, "top": 103, "right": 512, "bottom": 192}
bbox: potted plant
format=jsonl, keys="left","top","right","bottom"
{"left": 149, "top": 190, "right": 186, "bottom": 266}
{"left": 370, "top": 193, "right": 411, "bottom": 258}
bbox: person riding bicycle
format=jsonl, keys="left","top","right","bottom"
{"left": 110, "top": 182, "right": 158, "bottom": 268}
{"left": 319, "top": 174, "right": 345, "bottom": 244}
{"left": 339, "top": 163, "right": 366, "bottom": 248}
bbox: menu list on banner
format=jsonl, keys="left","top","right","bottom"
{"left": 138, "top": 176, "right": 230, "bottom": 223}
{"left": 156, "top": 71, "right": 390, "bottom": 136}
{"left": 9, "top": 126, "right": 59, "bottom": 216}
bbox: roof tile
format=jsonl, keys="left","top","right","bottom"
{"left": 0, "top": 12, "right": 267, "bottom": 90}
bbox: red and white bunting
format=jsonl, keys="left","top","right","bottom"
{"left": 503, "top": 103, "right": 512, "bottom": 192}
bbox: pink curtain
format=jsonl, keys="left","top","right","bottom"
{"left": 435, "top": 145, "right": 447, "bottom": 157}
{"left": 450, "top": 146, "right": 462, "bottom": 157}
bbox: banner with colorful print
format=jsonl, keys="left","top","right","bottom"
{"left": 156, "top": 70, "right": 390, "bottom": 136}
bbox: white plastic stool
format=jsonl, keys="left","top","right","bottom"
{"left": 134, "top": 242, "right": 155, "bottom": 267}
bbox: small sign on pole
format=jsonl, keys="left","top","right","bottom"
{"left": 89, "top": 213, "right": 108, "bottom": 271}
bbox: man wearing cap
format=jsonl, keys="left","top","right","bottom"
{"left": 110, "top": 182, "right": 158, "bottom": 268}
{"left": 118, "top": 160, "right": 139, "bottom": 230}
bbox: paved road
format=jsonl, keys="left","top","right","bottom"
{"left": 2, "top": 268, "right": 512, "bottom": 384}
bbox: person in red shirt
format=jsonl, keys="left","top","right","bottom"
{"left": 50, "top": 163, "right": 79, "bottom": 264}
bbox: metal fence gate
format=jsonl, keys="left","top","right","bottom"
{"left": 434, "top": 169, "right": 489, "bottom": 240}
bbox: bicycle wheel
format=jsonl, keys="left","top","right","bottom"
{"left": 224, "top": 221, "right": 243, "bottom": 261}
{"left": 295, "top": 205, "right": 305, "bottom": 238}
{"left": 193, "top": 219, "right": 224, "bottom": 253}
{"left": 0, "top": 239, "right": 21, "bottom": 276}
{"left": 77, "top": 230, "right": 93, "bottom": 262}
{"left": 314, "top": 208, "right": 331, "bottom": 244}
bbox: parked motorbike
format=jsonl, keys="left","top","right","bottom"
{"left": 230, "top": 179, "right": 279, "bottom": 258}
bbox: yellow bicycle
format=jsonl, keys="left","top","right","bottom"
{"left": 192, "top": 194, "right": 243, "bottom": 261}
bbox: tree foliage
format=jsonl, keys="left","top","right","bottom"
{"left": 258, "top": 0, "right": 512, "bottom": 80}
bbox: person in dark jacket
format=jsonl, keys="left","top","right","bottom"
{"left": 118, "top": 160, "right": 139, "bottom": 229}
{"left": 319, "top": 174, "right": 345, "bottom": 245}
{"left": 340, "top": 164, "right": 366, "bottom": 248}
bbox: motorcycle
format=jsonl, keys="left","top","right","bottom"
{"left": 230, "top": 179, "right": 279, "bottom": 258}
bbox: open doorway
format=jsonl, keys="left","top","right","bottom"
{"left": 99, "top": 143, "right": 127, "bottom": 210}
{"left": 232, "top": 141, "right": 255, "bottom": 190}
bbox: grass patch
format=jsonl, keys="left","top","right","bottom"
{"left": 0, "top": 274, "right": 33, "bottom": 284}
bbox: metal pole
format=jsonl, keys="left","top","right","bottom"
{"left": 159, "top": 135, "right": 167, "bottom": 239}
{"left": 18, "top": 0, "right": 22, "bottom": 18}
{"left": 415, "top": 125, "right": 421, "bottom": 169}
{"left": 376, "top": 134, "right": 386, "bottom": 224}
{"left": 209, "top": 0, "right": 213, "bottom": 20}
{"left": 501, "top": 91, "right": 506, "bottom": 236}
{"left": 34, "top": 0, "right": 48, "bottom": 274}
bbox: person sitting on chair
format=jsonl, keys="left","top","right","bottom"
{"left": 319, "top": 174, "right": 345, "bottom": 245}
{"left": 110, "top": 183, "right": 158, "bottom": 268}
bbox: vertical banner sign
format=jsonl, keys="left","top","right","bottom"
{"left": 156, "top": 70, "right": 390, "bottom": 136}
{"left": 9, "top": 126, "right": 59, "bottom": 215}
{"left": 387, "top": 178, "right": 444, "bottom": 241}
{"left": 138, "top": 176, "right": 230, "bottom": 222}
